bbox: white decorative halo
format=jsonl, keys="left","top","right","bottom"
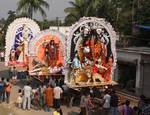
{"left": 67, "top": 17, "right": 117, "bottom": 79}
{"left": 5, "top": 17, "right": 40, "bottom": 66}
{"left": 29, "top": 29, "right": 66, "bottom": 63}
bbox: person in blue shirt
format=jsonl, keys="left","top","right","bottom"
{"left": 0, "top": 77, "right": 5, "bottom": 102}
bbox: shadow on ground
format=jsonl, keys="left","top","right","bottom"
{"left": 0, "top": 70, "right": 9, "bottom": 78}
{"left": 68, "top": 111, "right": 79, "bottom": 115}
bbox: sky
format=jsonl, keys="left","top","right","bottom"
{"left": 0, "top": 0, "right": 73, "bottom": 21}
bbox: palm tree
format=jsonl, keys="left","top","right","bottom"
{"left": 64, "top": 0, "right": 150, "bottom": 35}
{"left": 17, "top": 0, "right": 49, "bottom": 18}
{"left": 64, "top": 0, "right": 100, "bottom": 25}
{"left": 64, "top": 0, "right": 86, "bottom": 21}
{"left": 84, "top": 0, "right": 101, "bottom": 16}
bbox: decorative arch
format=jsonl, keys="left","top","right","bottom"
{"left": 5, "top": 17, "right": 40, "bottom": 66}
{"left": 67, "top": 17, "right": 117, "bottom": 82}
{"left": 29, "top": 29, "right": 66, "bottom": 67}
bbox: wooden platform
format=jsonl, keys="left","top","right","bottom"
{"left": 116, "top": 91, "right": 139, "bottom": 107}
{"left": 30, "top": 74, "right": 65, "bottom": 83}
{"left": 66, "top": 80, "right": 118, "bottom": 89}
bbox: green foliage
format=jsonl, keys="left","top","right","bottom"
{"left": 64, "top": 0, "right": 150, "bottom": 35}
{"left": 37, "top": 19, "right": 50, "bottom": 30}
{"left": 64, "top": 0, "right": 87, "bottom": 25}
{"left": 134, "top": 0, "right": 150, "bottom": 25}
{"left": 37, "top": 19, "right": 63, "bottom": 30}
{"left": 17, "top": 0, "right": 49, "bottom": 19}
{"left": 0, "top": 11, "right": 17, "bottom": 47}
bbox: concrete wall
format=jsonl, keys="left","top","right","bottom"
{"left": 141, "top": 54, "right": 150, "bottom": 97}
{"left": 116, "top": 50, "right": 150, "bottom": 98}
{"left": 116, "top": 50, "right": 142, "bottom": 96}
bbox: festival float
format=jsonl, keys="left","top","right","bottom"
{"left": 5, "top": 18, "right": 40, "bottom": 67}
{"left": 66, "top": 17, "right": 117, "bottom": 88}
{"left": 29, "top": 29, "right": 66, "bottom": 79}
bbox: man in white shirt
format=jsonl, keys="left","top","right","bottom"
{"left": 53, "top": 84, "right": 63, "bottom": 108}
{"left": 23, "top": 82, "right": 32, "bottom": 110}
{"left": 103, "top": 90, "right": 111, "bottom": 115}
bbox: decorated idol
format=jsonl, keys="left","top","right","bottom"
{"left": 67, "top": 17, "right": 117, "bottom": 85}
{"left": 5, "top": 18, "right": 40, "bottom": 66}
{"left": 29, "top": 29, "right": 66, "bottom": 76}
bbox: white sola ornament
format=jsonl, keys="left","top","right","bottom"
{"left": 5, "top": 17, "right": 40, "bottom": 66}
{"left": 28, "top": 29, "right": 66, "bottom": 76}
{"left": 67, "top": 17, "right": 117, "bottom": 81}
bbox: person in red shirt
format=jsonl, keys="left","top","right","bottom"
{"left": 5, "top": 78, "right": 12, "bottom": 103}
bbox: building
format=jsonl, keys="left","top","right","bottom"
{"left": 115, "top": 47, "right": 150, "bottom": 97}
{"left": 49, "top": 26, "right": 70, "bottom": 36}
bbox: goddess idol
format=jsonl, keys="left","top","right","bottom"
{"left": 15, "top": 24, "right": 30, "bottom": 65}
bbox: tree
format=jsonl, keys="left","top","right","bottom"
{"left": 0, "top": 11, "right": 17, "bottom": 46}
{"left": 134, "top": 0, "right": 150, "bottom": 25}
{"left": 64, "top": 0, "right": 93, "bottom": 25}
{"left": 64, "top": 0, "right": 103, "bottom": 25}
{"left": 17, "top": 0, "right": 49, "bottom": 19}
{"left": 112, "top": 0, "right": 133, "bottom": 34}
{"left": 0, "top": 18, "right": 5, "bottom": 28}
{"left": 65, "top": 0, "right": 150, "bottom": 35}
{"left": 38, "top": 19, "right": 51, "bottom": 30}
{"left": 64, "top": 0, "right": 115, "bottom": 25}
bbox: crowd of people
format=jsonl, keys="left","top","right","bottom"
{"left": 15, "top": 77, "right": 64, "bottom": 115}
{"left": 0, "top": 66, "right": 150, "bottom": 115}
{"left": 1, "top": 66, "right": 64, "bottom": 115}
{"left": 1, "top": 65, "right": 80, "bottom": 114}
{"left": 78, "top": 87, "right": 150, "bottom": 115}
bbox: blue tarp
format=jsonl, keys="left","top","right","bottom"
{"left": 134, "top": 25, "right": 150, "bottom": 30}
